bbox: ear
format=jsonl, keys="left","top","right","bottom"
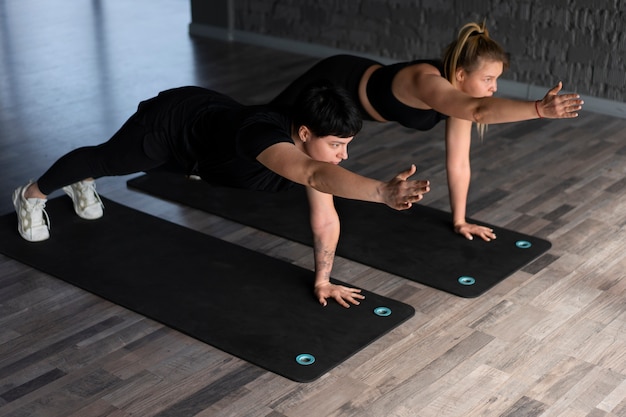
{"left": 455, "top": 67, "right": 466, "bottom": 84}
{"left": 298, "top": 125, "right": 312, "bottom": 142}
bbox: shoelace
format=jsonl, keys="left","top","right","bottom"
{"left": 77, "top": 182, "right": 104, "bottom": 209}
{"left": 25, "top": 198, "right": 51, "bottom": 230}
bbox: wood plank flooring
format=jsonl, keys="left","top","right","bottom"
{"left": 1, "top": 1, "right": 625, "bottom": 416}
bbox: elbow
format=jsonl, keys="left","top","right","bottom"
{"left": 311, "top": 214, "right": 340, "bottom": 238}
{"left": 472, "top": 104, "right": 488, "bottom": 124}
{"left": 306, "top": 171, "right": 321, "bottom": 190}
{"left": 447, "top": 162, "right": 470, "bottom": 178}
{"left": 471, "top": 97, "right": 499, "bottom": 124}
{"left": 305, "top": 165, "right": 331, "bottom": 194}
{"left": 292, "top": 161, "right": 319, "bottom": 189}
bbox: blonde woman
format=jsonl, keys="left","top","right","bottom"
{"left": 271, "top": 22, "right": 584, "bottom": 241}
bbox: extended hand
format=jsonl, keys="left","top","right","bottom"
{"left": 382, "top": 164, "right": 430, "bottom": 210}
{"left": 315, "top": 281, "right": 365, "bottom": 308}
{"left": 454, "top": 222, "right": 496, "bottom": 241}
{"left": 537, "top": 82, "right": 584, "bottom": 118}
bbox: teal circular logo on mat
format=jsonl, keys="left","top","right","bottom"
{"left": 295, "top": 353, "right": 315, "bottom": 365}
{"left": 458, "top": 276, "right": 476, "bottom": 285}
{"left": 516, "top": 240, "right": 532, "bottom": 249}
{"left": 373, "top": 306, "right": 392, "bottom": 317}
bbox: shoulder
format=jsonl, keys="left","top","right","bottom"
{"left": 237, "top": 106, "right": 294, "bottom": 157}
{"left": 239, "top": 106, "right": 291, "bottom": 136}
{"left": 402, "top": 60, "right": 443, "bottom": 77}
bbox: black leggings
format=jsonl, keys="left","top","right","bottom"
{"left": 36, "top": 87, "right": 238, "bottom": 195}
{"left": 37, "top": 113, "right": 170, "bottom": 195}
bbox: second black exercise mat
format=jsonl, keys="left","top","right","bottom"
{"left": 0, "top": 197, "right": 414, "bottom": 383}
{"left": 128, "top": 172, "right": 552, "bottom": 297}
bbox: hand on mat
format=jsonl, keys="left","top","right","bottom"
{"left": 382, "top": 164, "right": 430, "bottom": 210}
{"left": 315, "top": 282, "right": 365, "bottom": 308}
{"left": 455, "top": 222, "right": 496, "bottom": 242}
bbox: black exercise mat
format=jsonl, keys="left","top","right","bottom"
{"left": 0, "top": 197, "right": 414, "bottom": 383}
{"left": 128, "top": 172, "right": 552, "bottom": 297}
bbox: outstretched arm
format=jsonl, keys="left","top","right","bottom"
{"left": 257, "top": 142, "right": 430, "bottom": 209}
{"left": 306, "top": 187, "right": 364, "bottom": 307}
{"left": 414, "top": 69, "right": 583, "bottom": 124}
{"left": 257, "top": 142, "right": 429, "bottom": 306}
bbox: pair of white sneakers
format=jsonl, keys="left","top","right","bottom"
{"left": 12, "top": 180, "right": 104, "bottom": 242}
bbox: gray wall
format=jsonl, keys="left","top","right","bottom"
{"left": 190, "top": 0, "right": 626, "bottom": 115}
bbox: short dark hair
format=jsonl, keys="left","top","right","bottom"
{"left": 292, "top": 80, "right": 362, "bottom": 138}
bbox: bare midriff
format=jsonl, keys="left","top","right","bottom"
{"left": 358, "top": 62, "right": 439, "bottom": 123}
{"left": 358, "top": 64, "right": 388, "bottom": 122}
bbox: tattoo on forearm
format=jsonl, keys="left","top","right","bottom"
{"left": 315, "top": 245, "right": 335, "bottom": 280}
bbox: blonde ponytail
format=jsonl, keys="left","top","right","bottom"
{"left": 442, "top": 21, "right": 509, "bottom": 139}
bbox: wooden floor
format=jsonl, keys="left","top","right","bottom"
{"left": 1, "top": 1, "right": 626, "bottom": 416}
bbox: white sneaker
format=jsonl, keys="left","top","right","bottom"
{"left": 12, "top": 183, "right": 50, "bottom": 242}
{"left": 62, "top": 180, "right": 104, "bottom": 220}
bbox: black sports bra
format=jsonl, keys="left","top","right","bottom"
{"left": 366, "top": 59, "right": 448, "bottom": 131}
